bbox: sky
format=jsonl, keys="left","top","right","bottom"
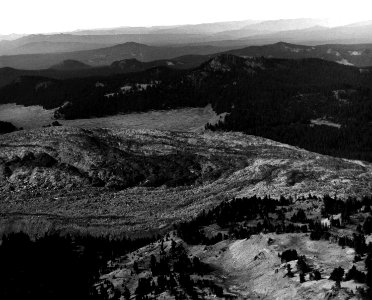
{"left": 1, "top": 0, "right": 372, "bottom": 34}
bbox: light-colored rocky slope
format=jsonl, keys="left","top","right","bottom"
{"left": 101, "top": 232, "right": 364, "bottom": 300}
{"left": 1, "top": 126, "right": 372, "bottom": 236}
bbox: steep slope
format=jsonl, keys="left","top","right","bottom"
{"left": 1, "top": 127, "right": 371, "bottom": 236}
{"left": 99, "top": 231, "right": 364, "bottom": 299}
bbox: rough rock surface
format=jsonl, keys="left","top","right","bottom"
{"left": 1, "top": 126, "right": 372, "bottom": 236}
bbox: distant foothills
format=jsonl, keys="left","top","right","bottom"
{"left": 1, "top": 40, "right": 372, "bottom": 71}
{"left": 2, "top": 41, "right": 372, "bottom": 86}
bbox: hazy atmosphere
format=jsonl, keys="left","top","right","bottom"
{"left": 2, "top": 0, "right": 372, "bottom": 34}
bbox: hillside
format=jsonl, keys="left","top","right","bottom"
{"left": 0, "top": 55, "right": 210, "bottom": 88}
{"left": 97, "top": 229, "right": 369, "bottom": 299}
{"left": 1, "top": 127, "right": 372, "bottom": 237}
{"left": 2, "top": 54, "right": 367, "bottom": 111}
{"left": 226, "top": 42, "right": 372, "bottom": 67}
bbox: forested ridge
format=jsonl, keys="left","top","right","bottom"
{"left": 2, "top": 55, "right": 372, "bottom": 160}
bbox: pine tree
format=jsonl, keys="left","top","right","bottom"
{"left": 150, "top": 254, "right": 157, "bottom": 275}
{"left": 133, "top": 261, "right": 139, "bottom": 274}
{"left": 329, "top": 267, "right": 344, "bottom": 288}
{"left": 123, "top": 286, "right": 130, "bottom": 300}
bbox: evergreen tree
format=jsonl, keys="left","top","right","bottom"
{"left": 329, "top": 267, "right": 345, "bottom": 286}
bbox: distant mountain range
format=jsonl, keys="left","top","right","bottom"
{"left": 2, "top": 18, "right": 372, "bottom": 72}
{"left": 0, "top": 33, "right": 26, "bottom": 41}
{"left": 0, "top": 42, "right": 227, "bottom": 70}
{"left": 3, "top": 18, "right": 372, "bottom": 58}
{"left": 234, "top": 22, "right": 372, "bottom": 45}
{"left": 3, "top": 41, "right": 372, "bottom": 87}
{"left": 70, "top": 20, "right": 261, "bottom": 35}
{"left": 212, "top": 18, "right": 329, "bottom": 39}
{"left": 0, "top": 54, "right": 210, "bottom": 88}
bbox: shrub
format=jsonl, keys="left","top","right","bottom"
{"left": 329, "top": 267, "right": 344, "bottom": 282}
{"left": 297, "top": 255, "right": 310, "bottom": 273}
{"left": 363, "top": 216, "right": 372, "bottom": 234}
{"left": 344, "top": 265, "right": 366, "bottom": 283}
{"left": 313, "top": 270, "right": 321, "bottom": 280}
{"left": 281, "top": 249, "right": 298, "bottom": 263}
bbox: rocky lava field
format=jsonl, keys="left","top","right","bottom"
{"left": 1, "top": 126, "right": 372, "bottom": 237}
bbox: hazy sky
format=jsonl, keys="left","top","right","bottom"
{"left": 1, "top": 0, "right": 372, "bottom": 34}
